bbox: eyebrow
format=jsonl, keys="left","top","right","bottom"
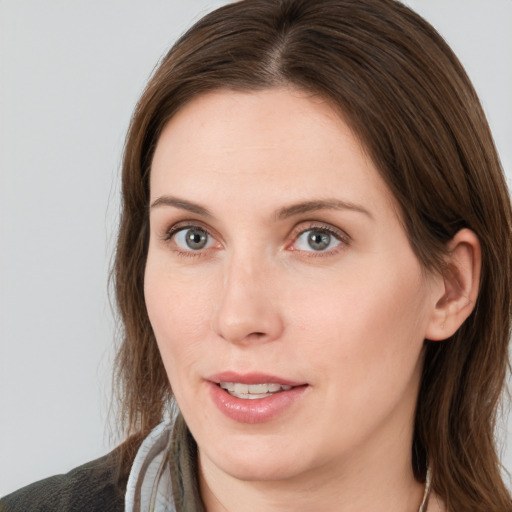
{"left": 276, "top": 199, "right": 373, "bottom": 220}
{"left": 150, "top": 195, "right": 372, "bottom": 220}
{"left": 150, "top": 196, "right": 213, "bottom": 217}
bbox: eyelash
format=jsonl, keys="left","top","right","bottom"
{"left": 163, "top": 223, "right": 217, "bottom": 258}
{"left": 288, "top": 223, "right": 350, "bottom": 256}
{"left": 162, "top": 221, "right": 350, "bottom": 258}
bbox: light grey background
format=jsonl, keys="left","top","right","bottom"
{"left": 0, "top": 0, "right": 511, "bottom": 496}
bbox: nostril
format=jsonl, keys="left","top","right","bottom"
{"left": 247, "top": 331, "right": 268, "bottom": 340}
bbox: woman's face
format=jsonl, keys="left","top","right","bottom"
{"left": 145, "top": 88, "right": 442, "bottom": 483}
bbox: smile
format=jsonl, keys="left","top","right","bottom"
{"left": 207, "top": 373, "right": 308, "bottom": 423}
{"left": 219, "top": 382, "right": 292, "bottom": 399}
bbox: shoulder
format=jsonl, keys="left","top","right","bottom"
{"left": 0, "top": 444, "right": 134, "bottom": 512}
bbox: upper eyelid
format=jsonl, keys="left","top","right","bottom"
{"left": 290, "top": 222, "right": 350, "bottom": 242}
{"left": 163, "top": 220, "right": 220, "bottom": 241}
{"left": 166, "top": 223, "right": 207, "bottom": 237}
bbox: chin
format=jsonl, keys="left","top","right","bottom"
{"left": 216, "top": 455, "right": 305, "bottom": 482}
{"left": 199, "top": 432, "right": 315, "bottom": 482}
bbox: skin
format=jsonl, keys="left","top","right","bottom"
{"left": 144, "top": 88, "right": 477, "bottom": 511}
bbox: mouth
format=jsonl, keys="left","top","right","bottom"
{"left": 207, "top": 374, "right": 308, "bottom": 423}
{"left": 218, "top": 382, "right": 293, "bottom": 400}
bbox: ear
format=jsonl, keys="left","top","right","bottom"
{"left": 425, "top": 229, "right": 481, "bottom": 341}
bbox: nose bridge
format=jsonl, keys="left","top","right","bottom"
{"left": 212, "top": 247, "right": 283, "bottom": 344}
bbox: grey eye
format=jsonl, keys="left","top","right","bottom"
{"left": 174, "top": 227, "right": 211, "bottom": 250}
{"left": 307, "top": 231, "right": 331, "bottom": 251}
{"left": 294, "top": 229, "right": 341, "bottom": 252}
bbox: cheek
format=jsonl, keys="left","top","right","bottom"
{"left": 144, "top": 258, "right": 216, "bottom": 382}
{"left": 288, "top": 255, "right": 431, "bottom": 383}
{"left": 145, "top": 238, "right": 432, "bottom": 396}
{"left": 285, "top": 264, "right": 429, "bottom": 443}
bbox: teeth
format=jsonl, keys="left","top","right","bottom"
{"left": 219, "top": 382, "right": 292, "bottom": 399}
{"left": 245, "top": 383, "right": 267, "bottom": 394}
{"left": 220, "top": 382, "right": 235, "bottom": 392}
{"left": 234, "top": 383, "right": 249, "bottom": 394}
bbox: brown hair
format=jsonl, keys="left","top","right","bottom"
{"left": 113, "top": 0, "right": 512, "bottom": 509}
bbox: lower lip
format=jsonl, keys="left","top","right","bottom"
{"left": 207, "top": 382, "right": 308, "bottom": 424}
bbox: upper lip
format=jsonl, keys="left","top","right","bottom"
{"left": 207, "top": 371, "right": 306, "bottom": 387}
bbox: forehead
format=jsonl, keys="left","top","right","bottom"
{"left": 149, "top": 88, "right": 394, "bottom": 215}
{"left": 153, "top": 87, "right": 359, "bottom": 157}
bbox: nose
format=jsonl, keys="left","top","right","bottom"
{"left": 212, "top": 254, "right": 284, "bottom": 345}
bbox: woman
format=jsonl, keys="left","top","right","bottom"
{"left": 2, "top": 0, "right": 511, "bottom": 511}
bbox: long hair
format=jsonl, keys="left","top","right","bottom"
{"left": 113, "top": 1, "right": 512, "bottom": 509}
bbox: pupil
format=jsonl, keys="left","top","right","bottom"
{"left": 186, "top": 229, "right": 207, "bottom": 249}
{"left": 308, "top": 231, "right": 330, "bottom": 250}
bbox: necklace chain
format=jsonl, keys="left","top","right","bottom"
{"left": 418, "top": 466, "right": 432, "bottom": 512}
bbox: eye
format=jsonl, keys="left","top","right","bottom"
{"left": 171, "top": 226, "right": 215, "bottom": 251}
{"left": 293, "top": 227, "right": 345, "bottom": 253}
